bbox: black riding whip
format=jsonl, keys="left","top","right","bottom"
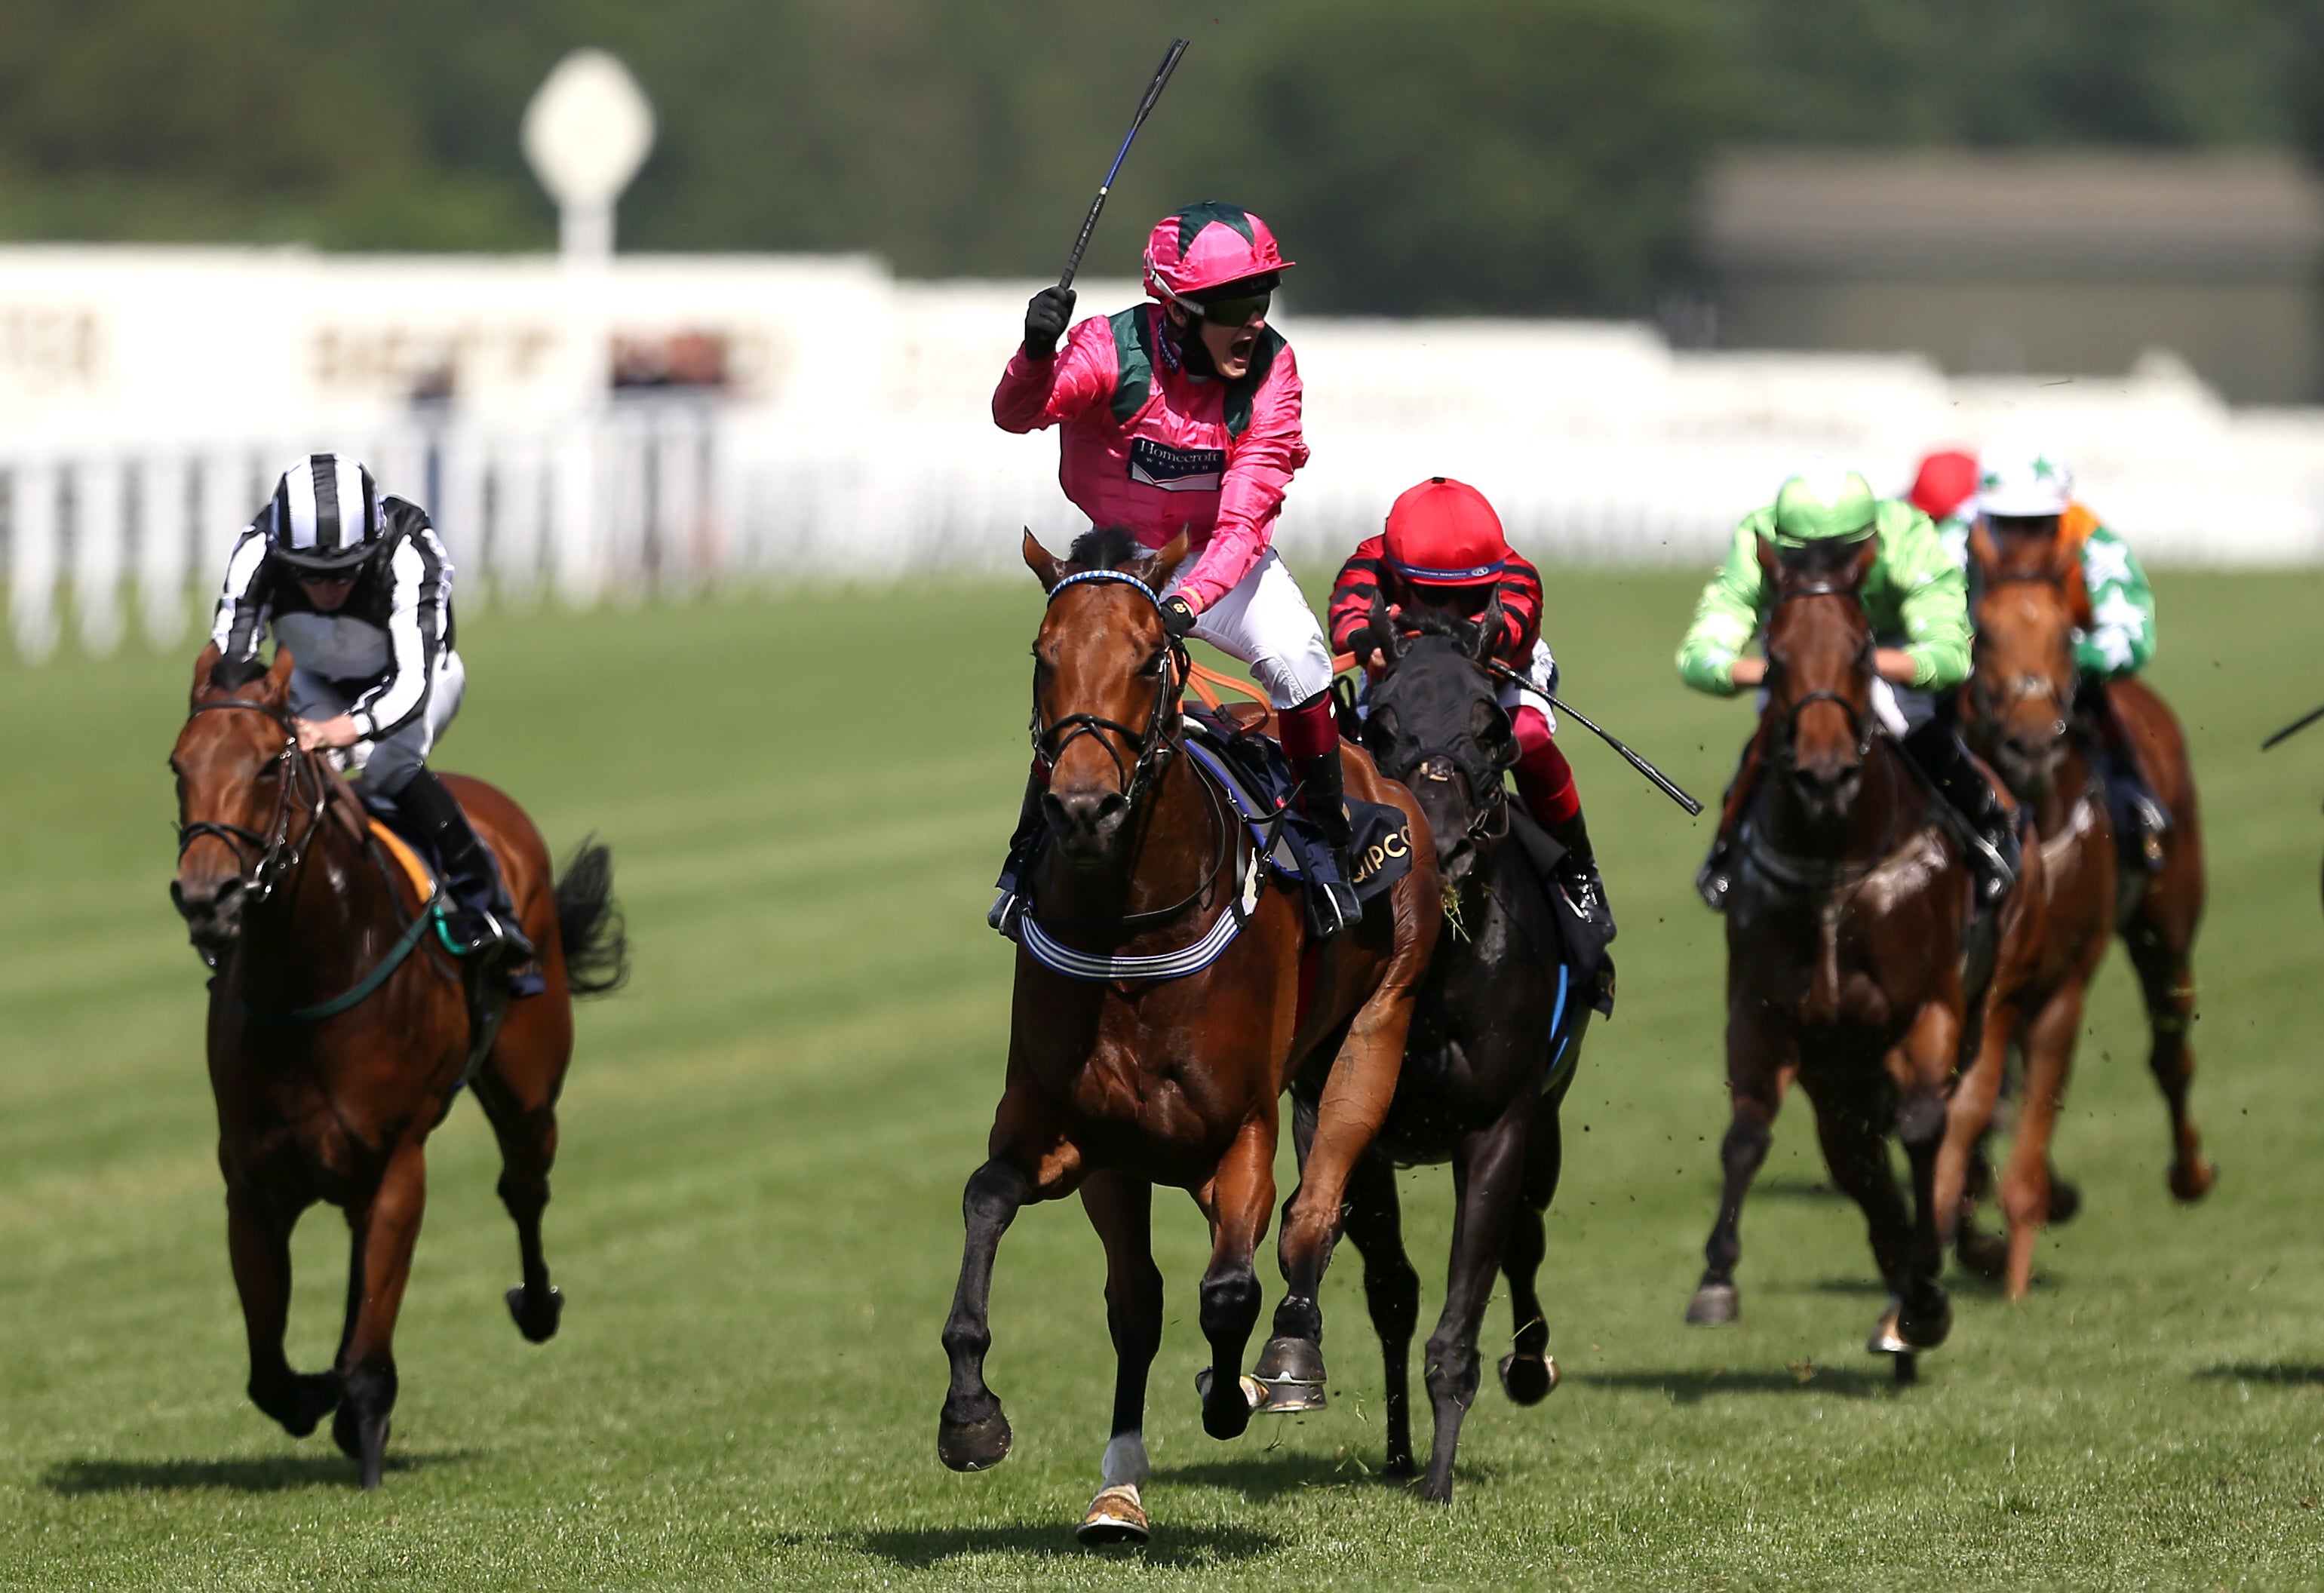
{"left": 1058, "top": 38, "right": 1190, "bottom": 292}
{"left": 2262, "top": 701, "right": 2324, "bottom": 750}
{"left": 1480, "top": 658, "right": 1704, "bottom": 816}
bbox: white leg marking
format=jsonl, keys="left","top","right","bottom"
{"left": 1101, "top": 1431, "right": 1150, "bottom": 1489}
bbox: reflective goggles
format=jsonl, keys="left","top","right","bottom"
{"left": 1161, "top": 281, "right": 1272, "bottom": 327}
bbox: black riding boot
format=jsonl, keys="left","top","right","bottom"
{"left": 1542, "top": 809, "right": 1615, "bottom": 942}
{"left": 1902, "top": 720, "right": 2021, "bottom": 905}
{"left": 2080, "top": 674, "right": 2169, "bottom": 872}
{"left": 1291, "top": 744, "right": 1364, "bottom": 935}
{"left": 987, "top": 767, "right": 1047, "bottom": 938}
{"left": 397, "top": 769, "right": 534, "bottom": 963}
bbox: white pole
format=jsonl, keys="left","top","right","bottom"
{"left": 75, "top": 458, "right": 126, "bottom": 657}
{"left": 11, "top": 461, "right": 59, "bottom": 662}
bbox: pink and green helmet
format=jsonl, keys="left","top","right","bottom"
{"left": 1143, "top": 201, "right": 1294, "bottom": 302}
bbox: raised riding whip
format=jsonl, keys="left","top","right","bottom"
{"left": 1058, "top": 38, "right": 1190, "bottom": 292}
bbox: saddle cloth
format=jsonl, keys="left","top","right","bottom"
{"left": 1180, "top": 704, "right": 1415, "bottom": 908}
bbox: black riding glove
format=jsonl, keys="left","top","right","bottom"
{"left": 1022, "top": 285, "right": 1076, "bottom": 360}
{"left": 1160, "top": 595, "right": 1199, "bottom": 640}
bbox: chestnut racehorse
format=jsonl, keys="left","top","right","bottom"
{"left": 170, "top": 645, "right": 628, "bottom": 1487}
{"left": 938, "top": 529, "right": 1437, "bottom": 1544}
{"left": 1936, "top": 526, "right": 2212, "bottom": 1297}
{"left": 1684, "top": 535, "right": 2042, "bottom": 1377}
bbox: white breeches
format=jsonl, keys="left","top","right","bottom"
{"left": 1164, "top": 548, "right": 1337, "bottom": 708}
{"left": 289, "top": 649, "right": 465, "bottom": 796}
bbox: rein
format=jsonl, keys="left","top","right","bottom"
{"left": 178, "top": 696, "right": 444, "bottom": 1025}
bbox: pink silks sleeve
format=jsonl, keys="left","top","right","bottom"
{"left": 1511, "top": 706, "right": 1581, "bottom": 825}
{"left": 1175, "top": 342, "right": 1312, "bottom": 612}
{"left": 992, "top": 321, "right": 1117, "bottom": 434}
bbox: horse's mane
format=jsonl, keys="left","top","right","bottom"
{"left": 1067, "top": 526, "right": 1145, "bottom": 572}
{"left": 1404, "top": 610, "right": 1478, "bottom": 644}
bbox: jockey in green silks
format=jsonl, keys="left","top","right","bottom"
{"left": 1678, "top": 463, "right": 2020, "bottom": 913}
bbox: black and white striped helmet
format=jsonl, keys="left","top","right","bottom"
{"left": 266, "top": 453, "right": 382, "bottom": 573}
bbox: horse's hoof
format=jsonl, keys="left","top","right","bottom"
{"left": 2169, "top": 1157, "right": 2216, "bottom": 1203}
{"left": 1867, "top": 1300, "right": 1909, "bottom": 1356}
{"left": 1419, "top": 1471, "right": 1454, "bottom": 1506}
{"left": 1076, "top": 1483, "right": 1150, "bottom": 1547}
{"left": 1192, "top": 1369, "right": 1260, "bottom": 1439}
{"left": 331, "top": 1402, "right": 363, "bottom": 1462}
{"left": 1685, "top": 1282, "right": 1739, "bottom": 1325}
{"left": 505, "top": 1283, "right": 563, "bottom": 1343}
{"left": 1896, "top": 1289, "right": 1952, "bottom": 1351}
{"left": 1382, "top": 1452, "right": 1417, "bottom": 1479}
{"left": 2045, "top": 1176, "right": 2082, "bottom": 1226}
{"left": 936, "top": 1408, "right": 1013, "bottom": 1472}
{"left": 1893, "top": 1352, "right": 1920, "bottom": 1386}
{"left": 358, "top": 1419, "right": 390, "bottom": 1491}
{"left": 1249, "top": 1337, "right": 1328, "bottom": 1413}
{"left": 1954, "top": 1224, "right": 2009, "bottom": 1279}
{"left": 1498, "top": 1351, "right": 1560, "bottom": 1405}
{"left": 253, "top": 1372, "right": 341, "bottom": 1438}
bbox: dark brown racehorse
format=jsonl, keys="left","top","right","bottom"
{"left": 1684, "top": 535, "right": 2041, "bottom": 1376}
{"left": 170, "top": 645, "right": 627, "bottom": 1487}
{"left": 1336, "top": 608, "right": 1598, "bottom": 1502}
{"left": 938, "top": 529, "right": 1437, "bottom": 1544}
{"left": 1936, "top": 526, "right": 2212, "bottom": 1297}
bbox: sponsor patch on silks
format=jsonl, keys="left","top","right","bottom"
{"left": 1129, "top": 437, "right": 1225, "bottom": 493}
{"left": 1345, "top": 801, "right": 1415, "bottom": 901}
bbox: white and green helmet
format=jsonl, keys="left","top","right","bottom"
{"left": 1978, "top": 434, "right": 2073, "bottom": 517}
{"left": 1767, "top": 462, "right": 1878, "bottom": 548}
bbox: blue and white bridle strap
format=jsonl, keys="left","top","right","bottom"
{"left": 1047, "top": 569, "right": 1165, "bottom": 611}
{"left": 1018, "top": 899, "right": 1241, "bottom": 983}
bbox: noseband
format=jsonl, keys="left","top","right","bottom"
{"left": 1030, "top": 569, "right": 1188, "bottom": 807}
{"left": 176, "top": 698, "right": 330, "bottom": 906}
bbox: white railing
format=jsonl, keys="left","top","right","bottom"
{"left": 11, "top": 333, "right": 2324, "bottom": 661}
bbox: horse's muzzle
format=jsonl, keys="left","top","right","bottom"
{"left": 1788, "top": 757, "right": 1863, "bottom": 821}
{"left": 170, "top": 873, "right": 244, "bottom": 950}
{"left": 1043, "top": 785, "right": 1129, "bottom": 861}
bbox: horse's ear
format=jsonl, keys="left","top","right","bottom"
{"left": 1023, "top": 529, "right": 1068, "bottom": 593}
{"left": 191, "top": 643, "right": 223, "bottom": 703}
{"left": 1472, "top": 589, "right": 1506, "bottom": 663}
{"left": 1373, "top": 592, "right": 1412, "bottom": 665}
{"left": 1967, "top": 519, "right": 2001, "bottom": 582}
{"left": 1137, "top": 530, "right": 1193, "bottom": 593}
{"left": 260, "top": 647, "right": 295, "bottom": 701}
{"left": 1845, "top": 536, "right": 1879, "bottom": 591}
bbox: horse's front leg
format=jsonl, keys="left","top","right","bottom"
{"left": 1420, "top": 1109, "right": 1532, "bottom": 1505}
{"left": 937, "top": 1156, "right": 1034, "bottom": 1472}
{"left": 1194, "top": 1115, "right": 1276, "bottom": 1441}
{"left": 1075, "top": 1170, "right": 1163, "bottom": 1545}
{"left": 1893, "top": 999, "right": 1960, "bottom": 1351}
{"left": 331, "top": 1137, "right": 428, "bottom": 1489}
{"left": 1688, "top": 999, "right": 1791, "bottom": 1325}
{"left": 224, "top": 1173, "right": 339, "bottom": 1438}
{"left": 1266, "top": 990, "right": 1415, "bottom": 1405}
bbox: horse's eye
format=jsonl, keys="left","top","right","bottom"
{"left": 1140, "top": 653, "right": 1165, "bottom": 678}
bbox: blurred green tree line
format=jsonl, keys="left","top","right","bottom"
{"left": 0, "top": 0, "right": 2315, "bottom": 315}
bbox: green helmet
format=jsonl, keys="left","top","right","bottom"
{"left": 1768, "top": 466, "right": 1877, "bottom": 548}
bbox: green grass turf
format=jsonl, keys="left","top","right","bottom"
{"left": 2, "top": 565, "right": 2321, "bottom": 1591}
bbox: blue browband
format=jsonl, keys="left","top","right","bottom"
{"left": 1048, "top": 569, "right": 1165, "bottom": 610}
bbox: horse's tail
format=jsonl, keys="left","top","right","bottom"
{"left": 553, "top": 836, "right": 631, "bottom": 998}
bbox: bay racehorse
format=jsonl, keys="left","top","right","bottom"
{"left": 938, "top": 529, "right": 1437, "bottom": 1544}
{"left": 1333, "top": 606, "right": 1604, "bottom": 1502}
{"left": 1935, "top": 524, "right": 2212, "bottom": 1297}
{"left": 170, "top": 645, "right": 628, "bottom": 1487}
{"left": 1683, "top": 534, "right": 2042, "bottom": 1377}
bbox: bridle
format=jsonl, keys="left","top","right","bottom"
{"left": 175, "top": 698, "right": 330, "bottom": 907}
{"left": 1026, "top": 568, "right": 1234, "bottom": 932}
{"left": 1370, "top": 646, "right": 1511, "bottom": 850}
{"left": 1767, "top": 579, "right": 1877, "bottom": 766}
{"left": 1966, "top": 562, "right": 2075, "bottom": 738}
{"left": 1030, "top": 570, "right": 1188, "bottom": 809}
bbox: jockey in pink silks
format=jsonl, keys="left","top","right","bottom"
{"left": 987, "top": 200, "right": 1362, "bottom": 936}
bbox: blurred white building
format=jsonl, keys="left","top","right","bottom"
{"left": 3, "top": 244, "right": 2321, "bottom": 659}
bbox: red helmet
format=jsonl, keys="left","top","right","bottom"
{"left": 1383, "top": 477, "right": 1510, "bottom": 586}
{"left": 1908, "top": 448, "right": 1979, "bottom": 522}
{"left": 1144, "top": 201, "right": 1294, "bottom": 302}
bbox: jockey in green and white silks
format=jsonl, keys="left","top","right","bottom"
{"left": 1678, "top": 464, "right": 2019, "bottom": 913}
{"left": 1945, "top": 435, "right": 2170, "bottom": 866}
